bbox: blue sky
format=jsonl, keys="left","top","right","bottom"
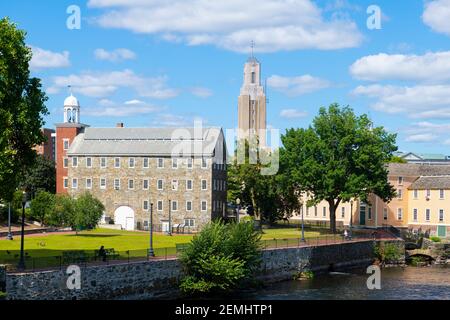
{"left": 2, "top": 0, "right": 450, "bottom": 154}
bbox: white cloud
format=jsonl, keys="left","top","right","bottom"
{"left": 405, "top": 133, "right": 438, "bottom": 143}
{"left": 423, "top": 0, "right": 450, "bottom": 36}
{"left": 94, "top": 48, "right": 136, "bottom": 62}
{"left": 124, "top": 99, "right": 144, "bottom": 105}
{"left": 30, "top": 46, "right": 70, "bottom": 70}
{"left": 190, "top": 87, "right": 213, "bottom": 98}
{"left": 47, "top": 69, "right": 179, "bottom": 99}
{"left": 267, "top": 74, "right": 330, "bottom": 96}
{"left": 280, "top": 109, "right": 308, "bottom": 119}
{"left": 84, "top": 99, "right": 163, "bottom": 117}
{"left": 444, "top": 139, "right": 450, "bottom": 145}
{"left": 350, "top": 51, "right": 450, "bottom": 82}
{"left": 87, "top": 0, "right": 363, "bottom": 52}
{"left": 352, "top": 84, "right": 450, "bottom": 118}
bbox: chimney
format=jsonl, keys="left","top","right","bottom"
{"left": 116, "top": 122, "right": 124, "bottom": 128}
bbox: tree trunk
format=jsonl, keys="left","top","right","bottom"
{"left": 328, "top": 200, "right": 337, "bottom": 234}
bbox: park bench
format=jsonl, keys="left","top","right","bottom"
{"left": 94, "top": 248, "right": 120, "bottom": 261}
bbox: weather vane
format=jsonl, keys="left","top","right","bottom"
{"left": 250, "top": 40, "right": 255, "bottom": 58}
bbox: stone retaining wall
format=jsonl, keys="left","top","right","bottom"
{"left": 5, "top": 240, "right": 403, "bottom": 300}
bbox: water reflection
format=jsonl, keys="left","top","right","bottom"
{"left": 246, "top": 266, "right": 450, "bottom": 300}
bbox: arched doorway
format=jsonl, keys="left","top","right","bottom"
{"left": 114, "top": 206, "right": 135, "bottom": 231}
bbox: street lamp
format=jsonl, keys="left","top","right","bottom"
{"left": 300, "top": 203, "right": 305, "bottom": 242}
{"left": 6, "top": 202, "right": 13, "bottom": 240}
{"left": 168, "top": 199, "right": 172, "bottom": 236}
{"left": 18, "top": 191, "right": 28, "bottom": 270}
{"left": 236, "top": 198, "right": 241, "bottom": 223}
{"left": 349, "top": 200, "right": 354, "bottom": 240}
{"left": 148, "top": 203, "right": 155, "bottom": 257}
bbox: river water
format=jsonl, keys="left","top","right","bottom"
{"left": 245, "top": 265, "right": 450, "bottom": 300}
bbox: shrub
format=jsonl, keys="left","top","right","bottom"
{"left": 430, "top": 236, "right": 441, "bottom": 243}
{"left": 374, "top": 242, "right": 403, "bottom": 263}
{"left": 179, "top": 220, "right": 261, "bottom": 296}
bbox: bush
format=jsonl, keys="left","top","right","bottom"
{"left": 179, "top": 220, "right": 262, "bottom": 296}
{"left": 0, "top": 291, "right": 6, "bottom": 300}
{"left": 374, "top": 242, "right": 403, "bottom": 263}
{"left": 430, "top": 236, "right": 441, "bottom": 243}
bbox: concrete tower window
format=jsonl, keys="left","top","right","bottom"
{"left": 251, "top": 72, "right": 255, "bottom": 83}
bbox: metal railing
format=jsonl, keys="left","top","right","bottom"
{"left": 1, "top": 234, "right": 377, "bottom": 273}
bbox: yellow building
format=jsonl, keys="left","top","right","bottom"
{"left": 291, "top": 163, "right": 450, "bottom": 238}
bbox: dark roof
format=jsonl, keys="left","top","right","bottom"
{"left": 388, "top": 163, "right": 450, "bottom": 177}
{"left": 409, "top": 176, "right": 450, "bottom": 190}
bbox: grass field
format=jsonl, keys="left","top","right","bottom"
{"left": 0, "top": 226, "right": 332, "bottom": 261}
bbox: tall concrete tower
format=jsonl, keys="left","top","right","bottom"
{"left": 237, "top": 55, "right": 266, "bottom": 146}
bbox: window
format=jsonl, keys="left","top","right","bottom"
{"left": 251, "top": 71, "right": 255, "bottom": 83}
{"left": 157, "top": 158, "right": 164, "bottom": 168}
{"left": 114, "top": 179, "right": 120, "bottom": 190}
{"left": 341, "top": 207, "right": 345, "bottom": 218}
{"left": 213, "top": 180, "right": 217, "bottom": 191}
{"left": 383, "top": 208, "right": 388, "bottom": 220}
{"left": 439, "top": 189, "right": 445, "bottom": 199}
{"left": 186, "top": 179, "right": 193, "bottom": 191}
{"left": 63, "top": 177, "right": 68, "bottom": 189}
{"left": 157, "top": 179, "right": 164, "bottom": 190}
{"left": 413, "top": 189, "right": 418, "bottom": 199}
{"left": 157, "top": 200, "right": 163, "bottom": 211}
{"left": 201, "top": 157, "right": 207, "bottom": 169}
{"left": 187, "top": 158, "right": 193, "bottom": 169}
{"left": 143, "top": 179, "right": 149, "bottom": 190}
{"left": 426, "top": 209, "right": 431, "bottom": 221}
{"left": 185, "top": 219, "right": 195, "bottom": 227}
{"left": 114, "top": 157, "right": 120, "bottom": 168}
{"left": 100, "top": 178, "right": 106, "bottom": 189}
{"left": 314, "top": 206, "right": 318, "bottom": 217}
{"left": 305, "top": 206, "right": 310, "bottom": 217}
{"left": 143, "top": 158, "right": 149, "bottom": 168}
{"left": 398, "top": 176, "right": 403, "bottom": 185}
{"left": 172, "top": 158, "right": 178, "bottom": 169}
{"left": 172, "top": 180, "right": 178, "bottom": 191}
{"left": 426, "top": 189, "right": 431, "bottom": 198}
{"left": 63, "top": 139, "right": 69, "bottom": 150}
{"left": 128, "top": 179, "right": 134, "bottom": 190}
{"left": 186, "top": 201, "right": 192, "bottom": 211}
{"left": 368, "top": 207, "right": 372, "bottom": 220}
{"left": 322, "top": 207, "right": 326, "bottom": 217}
{"left": 143, "top": 200, "right": 149, "bottom": 211}
{"left": 100, "top": 157, "right": 107, "bottom": 168}
{"left": 86, "top": 157, "right": 92, "bottom": 168}
{"left": 72, "top": 157, "right": 78, "bottom": 167}
{"left": 63, "top": 157, "right": 69, "bottom": 168}
{"left": 413, "top": 208, "right": 418, "bottom": 222}
{"left": 439, "top": 209, "right": 444, "bottom": 222}
{"left": 129, "top": 158, "right": 135, "bottom": 168}
{"left": 201, "top": 179, "right": 207, "bottom": 190}
{"left": 201, "top": 200, "right": 207, "bottom": 212}
{"left": 171, "top": 200, "right": 178, "bottom": 211}
{"left": 86, "top": 178, "right": 92, "bottom": 189}
{"left": 397, "top": 189, "right": 403, "bottom": 199}
{"left": 72, "top": 178, "right": 78, "bottom": 189}
{"left": 397, "top": 208, "right": 403, "bottom": 220}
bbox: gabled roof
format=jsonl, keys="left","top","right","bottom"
{"left": 388, "top": 163, "right": 450, "bottom": 177}
{"left": 409, "top": 176, "right": 450, "bottom": 190}
{"left": 67, "top": 127, "right": 224, "bottom": 157}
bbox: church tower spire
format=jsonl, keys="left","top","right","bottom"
{"left": 63, "top": 85, "right": 80, "bottom": 124}
{"left": 237, "top": 43, "right": 267, "bottom": 146}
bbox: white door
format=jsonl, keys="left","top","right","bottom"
{"left": 114, "top": 206, "right": 135, "bottom": 231}
{"left": 162, "top": 221, "right": 170, "bottom": 233}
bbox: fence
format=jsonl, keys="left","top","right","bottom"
{"left": 1, "top": 233, "right": 377, "bottom": 273}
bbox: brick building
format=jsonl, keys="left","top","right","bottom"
{"left": 33, "top": 128, "right": 56, "bottom": 162}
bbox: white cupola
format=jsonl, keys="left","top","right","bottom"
{"left": 63, "top": 93, "right": 80, "bottom": 123}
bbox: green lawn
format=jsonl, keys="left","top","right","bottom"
{"left": 0, "top": 226, "right": 331, "bottom": 262}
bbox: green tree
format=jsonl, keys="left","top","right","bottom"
{"left": 280, "top": 104, "right": 397, "bottom": 233}
{"left": 51, "top": 194, "right": 76, "bottom": 228}
{"left": 227, "top": 139, "right": 282, "bottom": 224}
{"left": 73, "top": 192, "right": 105, "bottom": 232}
{"left": 19, "top": 155, "right": 56, "bottom": 195}
{"left": 389, "top": 156, "right": 407, "bottom": 164}
{"left": 179, "top": 220, "right": 261, "bottom": 295}
{"left": 30, "top": 191, "right": 55, "bottom": 226}
{"left": 0, "top": 18, "right": 49, "bottom": 202}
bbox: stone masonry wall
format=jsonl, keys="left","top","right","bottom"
{"left": 5, "top": 240, "right": 403, "bottom": 300}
